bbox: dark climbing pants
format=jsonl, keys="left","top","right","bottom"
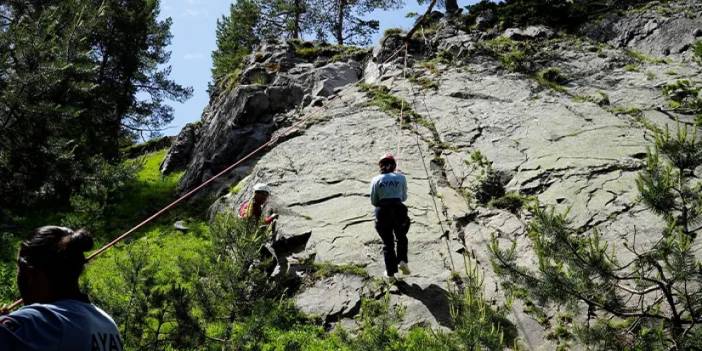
{"left": 374, "top": 201, "right": 410, "bottom": 276}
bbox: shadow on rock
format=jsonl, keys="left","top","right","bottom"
{"left": 395, "top": 281, "right": 453, "bottom": 328}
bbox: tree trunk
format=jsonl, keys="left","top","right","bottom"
{"left": 446, "top": 0, "right": 459, "bottom": 14}
{"left": 292, "top": 0, "right": 302, "bottom": 39}
{"left": 335, "top": 0, "right": 345, "bottom": 45}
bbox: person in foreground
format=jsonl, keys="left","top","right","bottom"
{"left": 370, "top": 153, "right": 411, "bottom": 280}
{"left": 0, "top": 226, "right": 123, "bottom": 351}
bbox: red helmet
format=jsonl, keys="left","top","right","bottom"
{"left": 379, "top": 153, "right": 395, "bottom": 164}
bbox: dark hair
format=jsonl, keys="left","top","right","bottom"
{"left": 19, "top": 226, "right": 94, "bottom": 286}
{"left": 379, "top": 159, "right": 396, "bottom": 173}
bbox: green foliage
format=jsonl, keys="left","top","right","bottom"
{"left": 0, "top": 0, "right": 191, "bottom": 210}
{"left": 479, "top": 37, "right": 532, "bottom": 73}
{"left": 624, "top": 63, "right": 640, "bottom": 72}
{"left": 120, "top": 136, "right": 173, "bottom": 159}
{"left": 313, "top": 262, "right": 369, "bottom": 279}
{"left": 638, "top": 125, "right": 702, "bottom": 232}
{"left": 303, "top": 0, "right": 403, "bottom": 45}
{"left": 358, "top": 83, "right": 421, "bottom": 122}
{"left": 211, "top": 0, "right": 260, "bottom": 87}
{"left": 694, "top": 40, "right": 702, "bottom": 65}
{"left": 383, "top": 27, "right": 404, "bottom": 37}
{"left": 446, "top": 258, "right": 515, "bottom": 349}
{"left": 84, "top": 225, "right": 211, "bottom": 349}
{"left": 535, "top": 68, "right": 568, "bottom": 93}
{"left": 489, "top": 192, "right": 532, "bottom": 214}
{"left": 625, "top": 49, "right": 669, "bottom": 64}
{"left": 491, "top": 123, "right": 702, "bottom": 348}
{"left": 662, "top": 80, "right": 702, "bottom": 113}
{"left": 465, "top": 152, "right": 508, "bottom": 205}
{"left": 465, "top": 0, "right": 659, "bottom": 30}
{"left": 573, "top": 92, "right": 610, "bottom": 106}
{"left": 61, "top": 158, "right": 140, "bottom": 232}
{"left": 408, "top": 73, "right": 440, "bottom": 91}
{"left": 290, "top": 41, "right": 369, "bottom": 63}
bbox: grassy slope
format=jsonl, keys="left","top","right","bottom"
{"left": 0, "top": 150, "right": 191, "bottom": 305}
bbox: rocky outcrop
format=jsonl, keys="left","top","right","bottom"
{"left": 581, "top": 0, "right": 702, "bottom": 59}
{"left": 165, "top": 41, "right": 366, "bottom": 193}
{"left": 160, "top": 122, "right": 200, "bottom": 174}
{"left": 170, "top": 2, "right": 702, "bottom": 348}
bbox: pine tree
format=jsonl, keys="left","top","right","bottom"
{"left": 490, "top": 123, "right": 702, "bottom": 350}
{"left": 305, "top": 0, "right": 404, "bottom": 46}
{"left": 210, "top": 0, "right": 260, "bottom": 87}
{"left": 0, "top": 0, "right": 190, "bottom": 208}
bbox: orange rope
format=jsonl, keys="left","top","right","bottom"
{"left": 8, "top": 104, "right": 324, "bottom": 311}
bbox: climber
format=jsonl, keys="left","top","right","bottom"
{"left": 370, "top": 153, "right": 411, "bottom": 280}
{"left": 238, "top": 183, "right": 279, "bottom": 225}
{"left": 0, "top": 226, "right": 123, "bottom": 351}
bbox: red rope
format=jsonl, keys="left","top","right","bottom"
{"left": 7, "top": 106, "right": 321, "bottom": 311}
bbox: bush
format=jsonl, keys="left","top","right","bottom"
{"left": 694, "top": 40, "right": 702, "bottom": 64}
{"left": 84, "top": 226, "right": 212, "bottom": 349}
{"left": 662, "top": 80, "right": 702, "bottom": 112}
{"left": 473, "top": 168, "right": 508, "bottom": 205}
{"left": 479, "top": 37, "right": 533, "bottom": 73}
{"left": 536, "top": 67, "right": 568, "bottom": 93}
{"left": 489, "top": 192, "right": 530, "bottom": 213}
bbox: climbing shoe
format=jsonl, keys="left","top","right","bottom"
{"left": 399, "top": 261, "right": 411, "bottom": 275}
{"left": 384, "top": 271, "right": 397, "bottom": 284}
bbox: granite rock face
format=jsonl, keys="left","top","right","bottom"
{"left": 581, "top": 0, "right": 702, "bottom": 60}
{"left": 166, "top": 42, "right": 365, "bottom": 193}
{"left": 169, "top": 3, "right": 702, "bottom": 348}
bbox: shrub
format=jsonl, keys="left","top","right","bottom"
{"left": 489, "top": 192, "right": 531, "bottom": 213}
{"left": 536, "top": 68, "right": 568, "bottom": 93}
{"left": 358, "top": 83, "right": 421, "bottom": 122}
{"left": 383, "top": 27, "right": 404, "bottom": 38}
{"left": 694, "top": 40, "right": 702, "bottom": 64}
{"left": 479, "top": 37, "right": 532, "bottom": 73}
{"left": 662, "top": 80, "right": 702, "bottom": 112}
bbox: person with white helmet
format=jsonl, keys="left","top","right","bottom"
{"left": 238, "top": 183, "right": 278, "bottom": 224}
{"left": 370, "top": 153, "right": 411, "bottom": 279}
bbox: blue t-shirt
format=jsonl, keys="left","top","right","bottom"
{"left": 370, "top": 172, "right": 408, "bottom": 206}
{"left": 0, "top": 299, "right": 122, "bottom": 351}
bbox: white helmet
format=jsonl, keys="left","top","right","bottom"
{"left": 253, "top": 183, "right": 271, "bottom": 194}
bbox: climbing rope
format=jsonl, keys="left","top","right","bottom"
{"left": 398, "top": 47, "right": 458, "bottom": 273}
{"left": 395, "top": 44, "right": 408, "bottom": 162}
{"left": 7, "top": 101, "right": 331, "bottom": 311}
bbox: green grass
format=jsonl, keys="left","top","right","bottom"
{"left": 408, "top": 73, "right": 439, "bottom": 90}
{"left": 624, "top": 64, "right": 640, "bottom": 72}
{"left": 479, "top": 37, "right": 531, "bottom": 73}
{"left": 312, "top": 262, "right": 370, "bottom": 279}
{"left": 358, "top": 83, "right": 421, "bottom": 123}
{"left": 694, "top": 41, "right": 702, "bottom": 64}
{"left": 535, "top": 68, "right": 569, "bottom": 93}
{"left": 573, "top": 92, "right": 610, "bottom": 106}
{"left": 625, "top": 50, "right": 669, "bottom": 64}
{"left": 489, "top": 192, "right": 533, "bottom": 214}
{"left": 106, "top": 150, "right": 184, "bottom": 234}
{"left": 291, "top": 41, "right": 369, "bottom": 63}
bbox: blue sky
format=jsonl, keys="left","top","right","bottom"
{"left": 159, "top": 0, "right": 479, "bottom": 136}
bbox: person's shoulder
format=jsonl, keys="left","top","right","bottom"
{"left": 371, "top": 174, "right": 384, "bottom": 183}
{"left": 0, "top": 304, "right": 63, "bottom": 343}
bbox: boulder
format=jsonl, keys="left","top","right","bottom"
{"left": 312, "top": 62, "right": 360, "bottom": 97}
{"left": 294, "top": 274, "right": 366, "bottom": 323}
{"left": 161, "top": 122, "right": 200, "bottom": 174}
{"left": 503, "top": 25, "right": 555, "bottom": 40}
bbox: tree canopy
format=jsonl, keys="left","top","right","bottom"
{"left": 0, "top": 0, "right": 190, "bottom": 209}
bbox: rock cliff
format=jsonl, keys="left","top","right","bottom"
{"left": 164, "top": 1, "right": 702, "bottom": 348}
